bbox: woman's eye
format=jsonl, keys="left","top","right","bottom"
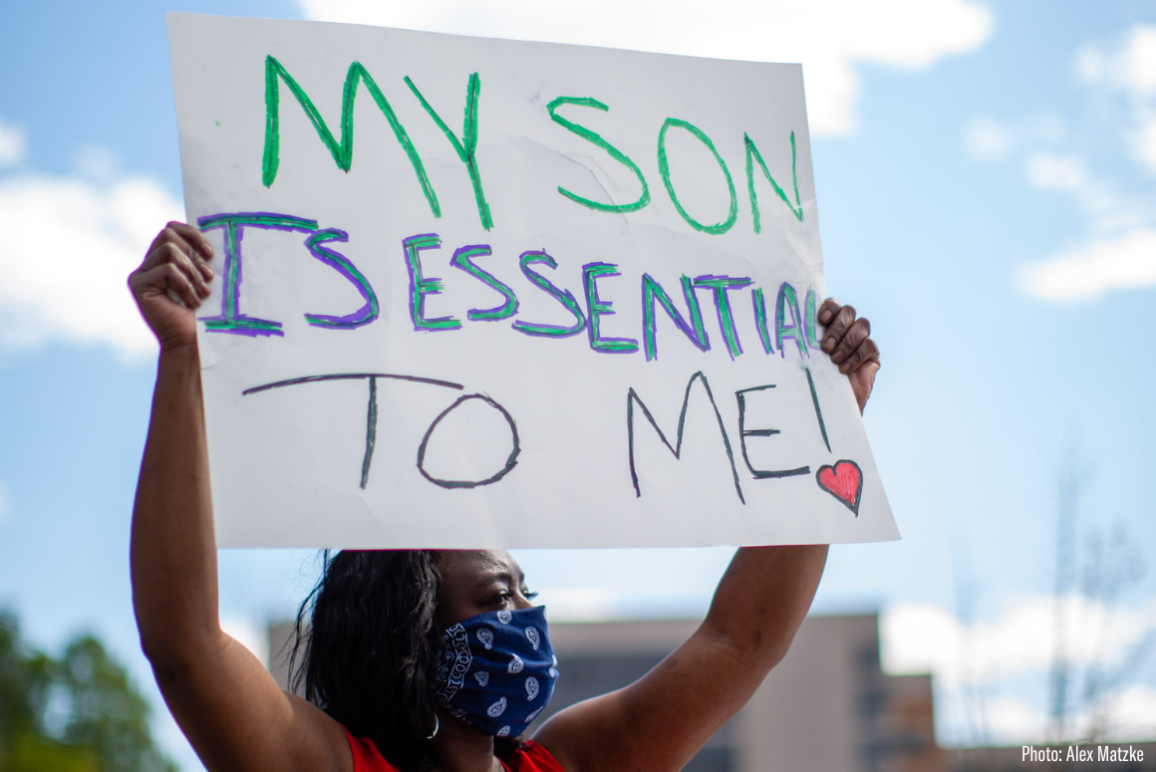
{"left": 523, "top": 589, "right": 539, "bottom": 600}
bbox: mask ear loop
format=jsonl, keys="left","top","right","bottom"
{"left": 426, "top": 714, "right": 440, "bottom": 740}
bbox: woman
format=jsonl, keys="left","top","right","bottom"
{"left": 130, "top": 222, "right": 881, "bottom": 772}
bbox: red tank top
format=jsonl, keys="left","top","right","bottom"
{"left": 344, "top": 728, "right": 566, "bottom": 772}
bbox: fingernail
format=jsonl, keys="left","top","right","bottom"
{"left": 822, "top": 338, "right": 834, "bottom": 352}
{"left": 831, "top": 351, "right": 844, "bottom": 363}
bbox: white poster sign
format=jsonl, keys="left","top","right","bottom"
{"left": 168, "top": 13, "right": 898, "bottom": 548}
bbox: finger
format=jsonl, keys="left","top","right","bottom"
{"left": 839, "top": 337, "right": 880, "bottom": 375}
{"left": 817, "top": 298, "right": 841, "bottom": 325}
{"left": 144, "top": 223, "right": 190, "bottom": 258}
{"left": 150, "top": 221, "right": 214, "bottom": 263}
{"left": 159, "top": 242, "right": 211, "bottom": 297}
{"left": 142, "top": 226, "right": 214, "bottom": 282}
{"left": 139, "top": 263, "right": 202, "bottom": 310}
{"left": 140, "top": 228, "right": 196, "bottom": 272}
{"left": 139, "top": 242, "right": 211, "bottom": 297}
{"left": 821, "top": 304, "right": 856, "bottom": 353}
{"left": 168, "top": 221, "right": 216, "bottom": 267}
{"left": 831, "top": 317, "right": 871, "bottom": 365}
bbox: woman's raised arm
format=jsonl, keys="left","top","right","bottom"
{"left": 532, "top": 299, "right": 880, "bottom": 772}
{"left": 129, "top": 222, "right": 350, "bottom": 772}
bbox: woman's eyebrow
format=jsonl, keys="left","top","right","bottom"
{"left": 471, "top": 569, "right": 515, "bottom": 589}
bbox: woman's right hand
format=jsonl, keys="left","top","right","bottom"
{"left": 128, "top": 221, "right": 215, "bottom": 352}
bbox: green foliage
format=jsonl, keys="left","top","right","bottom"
{"left": 5, "top": 733, "right": 100, "bottom": 772}
{"left": 0, "top": 610, "right": 176, "bottom": 772}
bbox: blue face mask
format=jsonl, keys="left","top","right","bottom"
{"left": 434, "top": 606, "right": 559, "bottom": 737}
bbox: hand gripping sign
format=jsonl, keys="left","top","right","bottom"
{"left": 168, "top": 13, "right": 898, "bottom": 548}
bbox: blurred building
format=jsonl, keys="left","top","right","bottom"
{"left": 269, "top": 612, "right": 938, "bottom": 772}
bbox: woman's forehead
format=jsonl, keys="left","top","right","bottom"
{"left": 440, "top": 549, "right": 524, "bottom": 583}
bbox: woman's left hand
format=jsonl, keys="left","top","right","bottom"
{"left": 817, "top": 298, "right": 880, "bottom": 414}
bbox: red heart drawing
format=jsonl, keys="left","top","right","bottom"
{"left": 816, "top": 460, "right": 863, "bottom": 515}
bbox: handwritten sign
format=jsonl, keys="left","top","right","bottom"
{"left": 168, "top": 13, "right": 898, "bottom": 548}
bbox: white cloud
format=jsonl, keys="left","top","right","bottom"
{"left": 1017, "top": 228, "right": 1156, "bottom": 302}
{"left": 1113, "top": 25, "right": 1156, "bottom": 95}
{"left": 73, "top": 146, "right": 120, "bottom": 181}
{"left": 1077, "top": 25, "right": 1156, "bottom": 175}
{"left": 297, "top": 0, "right": 993, "bottom": 137}
{"left": 992, "top": 27, "right": 1156, "bottom": 303}
{"left": 1074, "top": 44, "right": 1105, "bottom": 84}
{"left": 1138, "top": 113, "right": 1156, "bottom": 173}
{"left": 0, "top": 173, "right": 184, "bottom": 357}
{"left": 964, "top": 687, "right": 1156, "bottom": 745}
{"left": 962, "top": 113, "right": 1067, "bottom": 162}
{"left": 964, "top": 117, "right": 1013, "bottom": 160}
{"left": 1026, "top": 153, "right": 1088, "bottom": 192}
{"left": 0, "top": 117, "right": 27, "bottom": 169}
{"left": 1076, "top": 25, "right": 1156, "bottom": 94}
{"left": 883, "top": 596, "right": 1154, "bottom": 688}
{"left": 883, "top": 597, "right": 1156, "bottom": 744}
{"left": 1096, "top": 684, "right": 1156, "bottom": 740}
{"left": 984, "top": 695, "right": 1048, "bottom": 745}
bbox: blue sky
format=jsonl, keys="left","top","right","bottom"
{"left": 2, "top": 0, "right": 1156, "bottom": 765}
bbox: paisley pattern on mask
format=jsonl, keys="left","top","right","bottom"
{"left": 433, "top": 606, "right": 560, "bottom": 737}
{"left": 434, "top": 624, "right": 472, "bottom": 706}
{"left": 487, "top": 697, "right": 508, "bottom": 717}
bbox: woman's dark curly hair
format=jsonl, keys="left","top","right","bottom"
{"left": 289, "top": 550, "right": 523, "bottom": 772}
